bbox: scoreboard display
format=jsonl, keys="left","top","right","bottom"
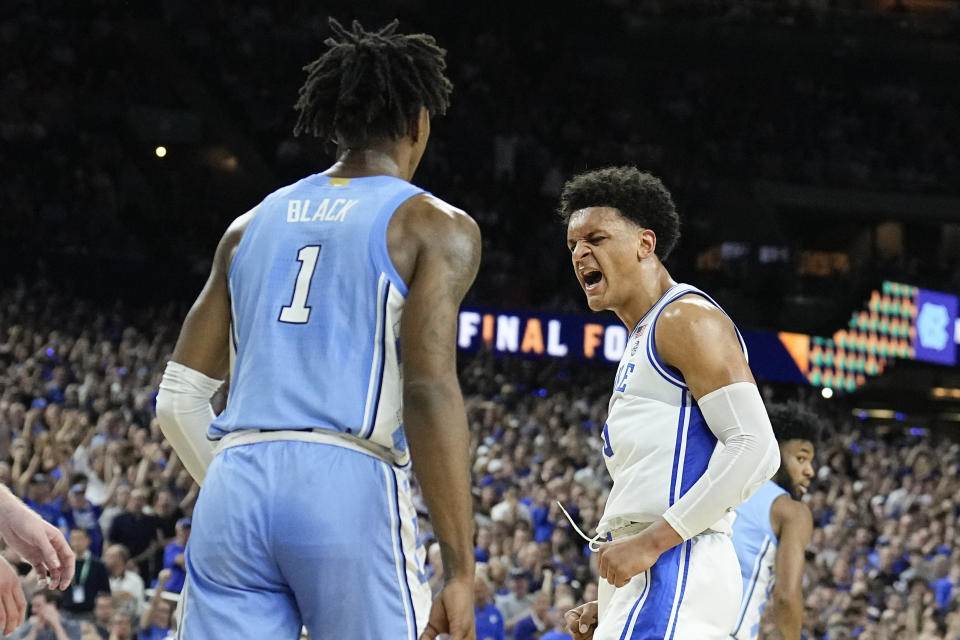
{"left": 456, "top": 281, "right": 958, "bottom": 393}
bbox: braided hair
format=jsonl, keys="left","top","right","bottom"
{"left": 293, "top": 18, "right": 453, "bottom": 146}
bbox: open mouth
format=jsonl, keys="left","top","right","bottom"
{"left": 583, "top": 270, "right": 603, "bottom": 290}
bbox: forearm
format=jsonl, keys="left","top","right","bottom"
{"left": 155, "top": 361, "right": 222, "bottom": 484}
{"left": 662, "top": 383, "right": 779, "bottom": 539}
{"left": 51, "top": 622, "right": 71, "bottom": 640}
{"left": 404, "top": 382, "right": 474, "bottom": 582}
{"left": 771, "top": 592, "right": 803, "bottom": 640}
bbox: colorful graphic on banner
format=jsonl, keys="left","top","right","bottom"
{"left": 456, "top": 281, "right": 956, "bottom": 393}
{"left": 914, "top": 289, "right": 958, "bottom": 366}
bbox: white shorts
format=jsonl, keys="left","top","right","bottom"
{"left": 595, "top": 532, "right": 742, "bottom": 640}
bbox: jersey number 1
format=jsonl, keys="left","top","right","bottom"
{"left": 279, "top": 245, "right": 321, "bottom": 324}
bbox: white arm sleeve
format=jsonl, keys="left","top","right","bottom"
{"left": 155, "top": 361, "right": 223, "bottom": 485}
{"left": 662, "top": 381, "right": 780, "bottom": 540}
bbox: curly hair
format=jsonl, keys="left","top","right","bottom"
{"left": 558, "top": 166, "right": 681, "bottom": 261}
{"left": 293, "top": 18, "right": 453, "bottom": 145}
{"left": 767, "top": 400, "right": 824, "bottom": 445}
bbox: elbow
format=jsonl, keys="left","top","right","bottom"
{"left": 155, "top": 388, "right": 174, "bottom": 425}
{"left": 763, "top": 437, "right": 781, "bottom": 480}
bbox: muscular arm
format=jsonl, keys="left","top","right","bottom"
{"left": 168, "top": 212, "right": 253, "bottom": 378}
{"left": 156, "top": 211, "right": 253, "bottom": 483}
{"left": 769, "top": 496, "right": 813, "bottom": 640}
{"left": 397, "top": 199, "right": 480, "bottom": 584}
{"left": 655, "top": 297, "right": 779, "bottom": 541}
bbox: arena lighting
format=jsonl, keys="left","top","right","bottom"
{"left": 155, "top": 146, "right": 167, "bottom": 158}
{"left": 851, "top": 409, "right": 900, "bottom": 419}
{"left": 931, "top": 387, "right": 960, "bottom": 399}
{"left": 821, "top": 387, "right": 834, "bottom": 399}
{"left": 939, "top": 413, "right": 960, "bottom": 422}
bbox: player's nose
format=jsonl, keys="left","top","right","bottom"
{"left": 571, "top": 241, "right": 591, "bottom": 262}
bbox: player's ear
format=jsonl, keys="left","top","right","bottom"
{"left": 637, "top": 228, "right": 657, "bottom": 260}
{"left": 409, "top": 107, "right": 430, "bottom": 144}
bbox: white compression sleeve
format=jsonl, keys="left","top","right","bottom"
{"left": 661, "top": 381, "right": 780, "bottom": 540}
{"left": 155, "top": 361, "right": 223, "bottom": 485}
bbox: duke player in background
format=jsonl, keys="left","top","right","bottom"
{"left": 730, "top": 402, "right": 819, "bottom": 640}
{"left": 559, "top": 167, "right": 780, "bottom": 640}
{"left": 155, "top": 19, "right": 480, "bottom": 640}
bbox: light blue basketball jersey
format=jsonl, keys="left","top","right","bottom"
{"left": 211, "top": 174, "right": 425, "bottom": 465}
{"left": 730, "top": 480, "right": 789, "bottom": 639}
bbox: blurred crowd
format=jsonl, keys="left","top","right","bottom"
{"left": 2, "top": 0, "right": 959, "bottom": 315}
{"left": 2, "top": 280, "right": 960, "bottom": 638}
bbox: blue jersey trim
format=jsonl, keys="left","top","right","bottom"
{"left": 732, "top": 534, "right": 773, "bottom": 637}
{"left": 668, "top": 390, "right": 689, "bottom": 507}
{"left": 666, "top": 540, "right": 693, "bottom": 640}
{"left": 616, "top": 569, "right": 650, "bottom": 640}
{"left": 625, "top": 543, "right": 684, "bottom": 639}
{"left": 361, "top": 280, "right": 391, "bottom": 440}
{"left": 387, "top": 465, "right": 417, "bottom": 640}
{"left": 679, "top": 407, "right": 717, "bottom": 499}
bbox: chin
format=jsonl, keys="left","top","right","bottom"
{"left": 585, "top": 296, "right": 605, "bottom": 311}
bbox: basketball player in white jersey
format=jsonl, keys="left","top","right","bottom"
{"left": 559, "top": 167, "right": 780, "bottom": 639}
{"left": 155, "top": 20, "right": 479, "bottom": 640}
{"left": 730, "top": 402, "right": 817, "bottom": 640}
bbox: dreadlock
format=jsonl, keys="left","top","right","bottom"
{"left": 293, "top": 18, "right": 453, "bottom": 145}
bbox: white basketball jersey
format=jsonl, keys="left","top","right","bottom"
{"left": 597, "top": 283, "right": 747, "bottom": 536}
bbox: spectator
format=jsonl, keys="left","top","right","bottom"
{"left": 59, "top": 528, "right": 110, "bottom": 621}
{"left": 158, "top": 518, "right": 189, "bottom": 594}
{"left": 58, "top": 480, "right": 103, "bottom": 558}
{"left": 90, "top": 595, "right": 113, "bottom": 640}
{"left": 20, "top": 475, "right": 60, "bottom": 526}
{"left": 138, "top": 570, "right": 174, "bottom": 640}
{"left": 495, "top": 568, "right": 533, "bottom": 633}
{"left": 105, "top": 612, "right": 135, "bottom": 640}
{"left": 10, "top": 591, "right": 82, "bottom": 640}
{"left": 107, "top": 490, "right": 160, "bottom": 581}
{"left": 475, "top": 570, "right": 505, "bottom": 640}
{"left": 512, "top": 590, "right": 550, "bottom": 640}
{"left": 102, "top": 545, "right": 143, "bottom": 616}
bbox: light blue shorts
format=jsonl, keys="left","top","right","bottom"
{"left": 176, "top": 440, "right": 431, "bottom": 639}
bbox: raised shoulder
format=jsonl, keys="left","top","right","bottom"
{"left": 657, "top": 294, "right": 737, "bottom": 346}
{"left": 388, "top": 193, "right": 480, "bottom": 293}
{"left": 402, "top": 193, "right": 479, "bottom": 242}
{"left": 770, "top": 493, "right": 813, "bottom": 541}
{"left": 654, "top": 293, "right": 754, "bottom": 399}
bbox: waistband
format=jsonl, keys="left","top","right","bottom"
{"left": 603, "top": 520, "right": 727, "bottom": 541}
{"left": 212, "top": 428, "right": 400, "bottom": 466}
{"left": 606, "top": 521, "right": 651, "bottom": 541}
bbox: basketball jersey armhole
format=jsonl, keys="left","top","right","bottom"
{"left": 647, "top": 288, "right": 750, "bottom": 389}
{"left": 369, "top": 184, "right": 426, "bottom": 298}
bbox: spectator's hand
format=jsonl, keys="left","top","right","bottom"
{"left": 0, "top": 556, "right": 26, "bottom": 634}
{"left": 40, "top": 601, "right": 62, "bottom": 629}
{"left": 0, "top": 494, "right": 75, "bottom": 590}
{"left": 564, "top": 600, "right": 597, "bottom": 640}
{"left": 418, "top": 576, "right": 475, "bottom": 640}
{"left": 157, "top": 569, "right": 173, "bottom": 590}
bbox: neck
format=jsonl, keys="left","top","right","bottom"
{"left": 323, "top": 146, "right": 410, "bottom": 181}
{"left": 614, "top": 263, "right": 676, "bottom": 329}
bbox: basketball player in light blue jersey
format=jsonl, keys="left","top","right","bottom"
{"left": 730, "top": 402, "right": 818, "bottom": 640}
{"left": 155, "top": 19, "right": 480, "bottom": 640}
{"left": 559, "top": 167, "right": 780, "bottom": 640}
